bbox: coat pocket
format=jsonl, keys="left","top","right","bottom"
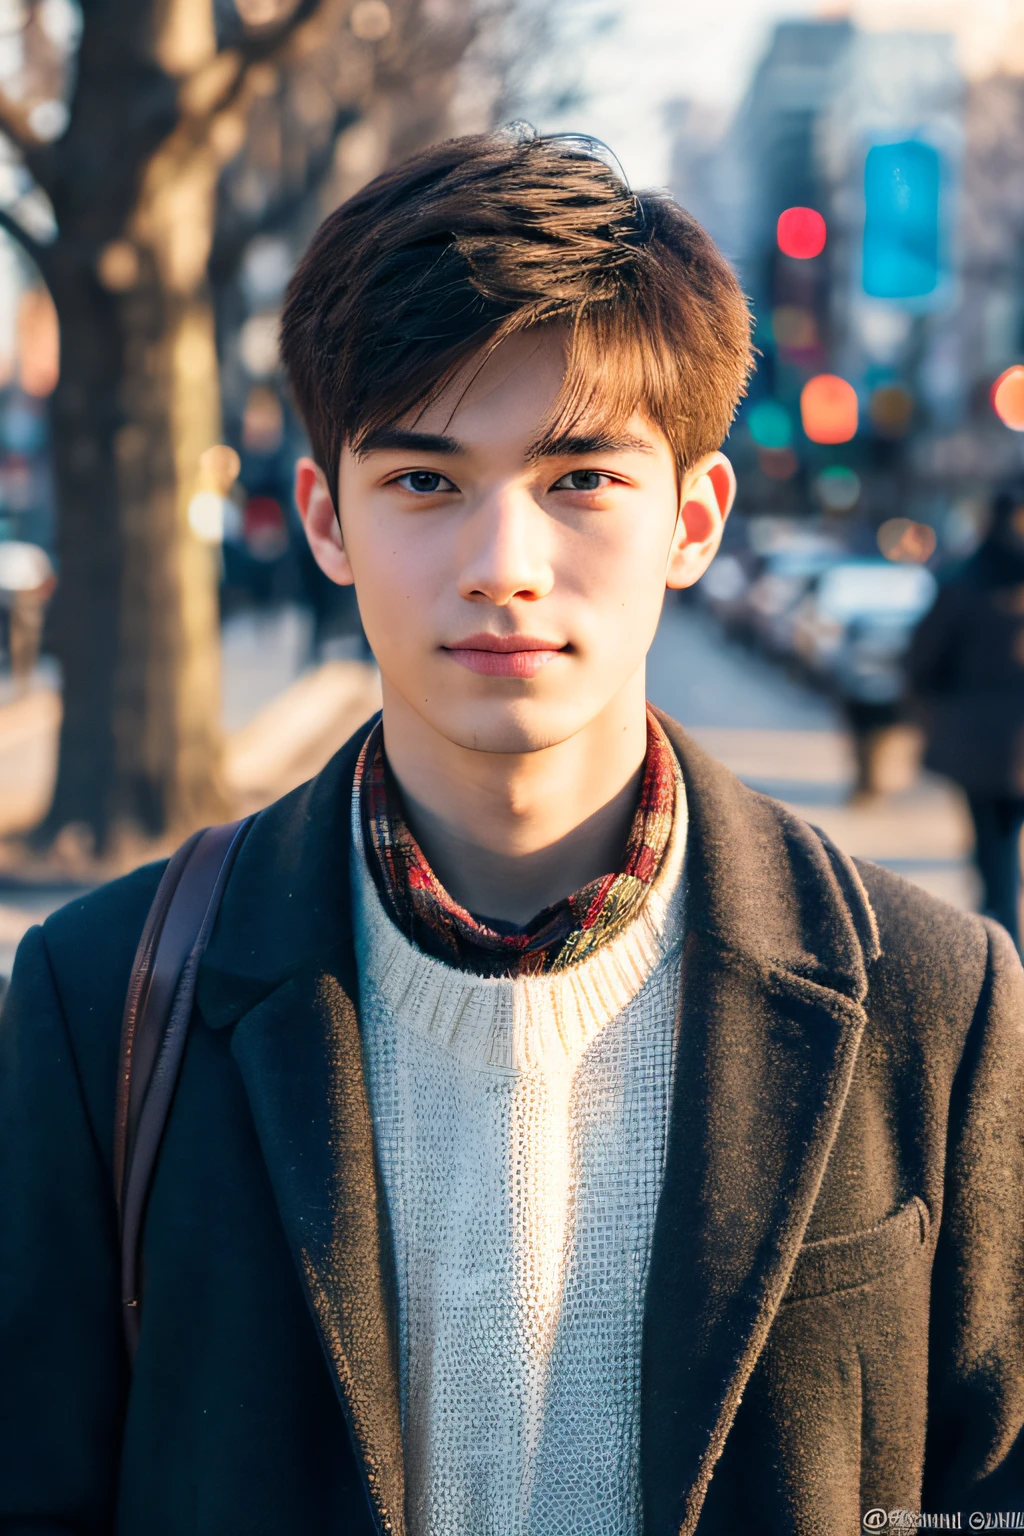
{"left": 782, "top": 1196, "right": 930, "bottom": 1304}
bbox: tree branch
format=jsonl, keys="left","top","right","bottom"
{"left": 194, "top": 0, "right": 326, "bottom": 121}
{"left": 219, "top": 0, "right": 324, "bottom": 62}
{"left": 237, "top": 0, "right": 323, "bottom": 56}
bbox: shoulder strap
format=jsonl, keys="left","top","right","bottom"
{"left": 114, "top": 816, "right": 253, "bottom": 1363}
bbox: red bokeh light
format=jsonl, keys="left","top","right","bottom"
{"left": 800, "top": 374, "right": 858, "bottom": 444}
{"left": 992, "top": 366, "right": 1024, "bottom": 431}
{"left": 777, "top": 207, "right": 827, "bottom": 260}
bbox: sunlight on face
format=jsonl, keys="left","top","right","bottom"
{"left": 318, "top": 328, "right": 718, "bottom": 754}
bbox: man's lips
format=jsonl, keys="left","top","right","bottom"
{"left": 441, "top": 633, "right": 568, "bottom": 678}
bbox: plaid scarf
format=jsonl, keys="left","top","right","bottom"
{"left": 354, "top": 709, "right": 677, "bottom": 978}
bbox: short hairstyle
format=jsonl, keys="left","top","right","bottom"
{"left": 280, "top": 127, "right": 752, "bottom": 492}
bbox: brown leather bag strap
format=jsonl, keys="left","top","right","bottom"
{"left": 114, "top": 816, "right": 253, "bottom": 1363}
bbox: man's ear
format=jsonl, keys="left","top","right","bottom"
{"left": 666, "top": 451, "right": 736, "bottom": 591}
{"left": 294, "top": 456, "right": 355, "bottom": 587}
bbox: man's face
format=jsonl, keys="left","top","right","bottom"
{"left": 297, "top": 327, "right": 733, "bottom": 755}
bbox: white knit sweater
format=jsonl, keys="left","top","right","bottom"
{"left": 350, "top": 767, "right": 687, "bottom": 1536}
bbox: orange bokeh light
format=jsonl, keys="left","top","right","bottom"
{"left": 777, "top": 207, "right": 826, "bottom": 259}
{"left": 800, "top": 374, "right": 858, "bottom": 444}
{"left": 992, "top": 366, "right": 1024, "bottom": 431}
{"left": 17, "top": 286, "right": 59, "bottom": 398}
{"left": 877, "top": 518, "right": 937, "bottom": 564}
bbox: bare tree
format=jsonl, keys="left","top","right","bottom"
{"left": 0, "top": 0, "right": 476, "bottom": 856}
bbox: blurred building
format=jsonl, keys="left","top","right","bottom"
{"left": 670, "top": 18, "right": 1024, "bottom": 555}
{"left": 731, "top": 19, "right": 852, "bottom": 336}
{"left": 816, "top": 31, "right": 962, "bottom": 534}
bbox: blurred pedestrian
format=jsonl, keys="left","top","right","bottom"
{"left": 842, "top": 696, "right": 899, "bottom": 804}
{"left": 907, "top": 478, "right": 1024, "bottom": 948}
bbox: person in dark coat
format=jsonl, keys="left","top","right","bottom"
{"left": 2, "top": 718, "right": 1023, "bottom": 1534}
{"left": 908, "top": 479, "right": 1024, "bottom": 948}
{"left": 2, "top": 131, "right": 1022, "bottom": 1536}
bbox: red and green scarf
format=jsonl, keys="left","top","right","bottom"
{"left": 354, "top": 709, "right": 677, "bottom": 978}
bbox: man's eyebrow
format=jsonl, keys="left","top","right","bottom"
{"left": 526, "top": 431, "right": 656, "bottom": 460}
{"left": 355, "top": 427, "right": 463, "bottom": 456}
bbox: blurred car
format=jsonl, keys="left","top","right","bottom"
{"left": 740, "top": 544, "right": 845, "bottom": 655}
{"left": 698, "top": 551, "right": 754, "bottom": 632}
{"left": 791, "top": 559, "right": 937, "bottom": 704}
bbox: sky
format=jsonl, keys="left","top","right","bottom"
{"left": 529, "top": 0, "right": 1024, "bottom": 190}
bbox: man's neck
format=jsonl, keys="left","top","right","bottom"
{"left": 379, "top": 674, "right": 650, "bottom": 926}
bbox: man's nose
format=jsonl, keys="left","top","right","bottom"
{"left": 456, "top": 487, "right": 555, "bottom": 606}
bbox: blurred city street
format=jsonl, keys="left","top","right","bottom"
{"left": 0, "top": 0, "right": 1022, "bottom": 975}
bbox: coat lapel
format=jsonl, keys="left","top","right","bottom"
{"left": 195, "top": 715, "right": 405, "bottom": 1536}
{"left": 641, "top": 715, "right": 879, "bottom": 1536}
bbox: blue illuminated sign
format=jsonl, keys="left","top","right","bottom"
{"left": 862, "top": 140, "right": 942, "bottom": 300}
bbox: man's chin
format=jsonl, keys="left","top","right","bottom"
{"left": 417, "top": 695, "right": 595, "bottom": 757}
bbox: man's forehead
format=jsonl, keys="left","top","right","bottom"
{"left": 349, "top": 327, "right": 672, "bottom": 466}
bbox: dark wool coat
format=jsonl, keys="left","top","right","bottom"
{"left": 1, "top": 714, "right": 1023, "bottom": 1536}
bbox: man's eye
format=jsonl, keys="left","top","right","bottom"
{"left": 552, "top": 469, "right": 612, "bottom": 492}
{"left": 393, "top": 470, "right": 456, "bottom": 495}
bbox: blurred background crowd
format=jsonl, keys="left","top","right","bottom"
{"left": 2, "top": 0, "right": 1024, "bottom": 975}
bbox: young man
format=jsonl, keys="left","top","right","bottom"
{"left": 1, "top": 129, "right": 1022, "bottom": 1535}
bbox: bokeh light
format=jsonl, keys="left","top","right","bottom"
{"left": 350, "top": 0, "right": 392, "bottom": 39}
{"left": 188, "top": 492, "right": 229, "bottom": 544}
{"left": 758, "top": 447, "right": 798, "bottom": 480}
{"left": 243, "top": 386, "right": 285, "bottom": 452}
{"left": 0, "top": 540, "right": 53, "bottom": 592}
{"left": 748, "top": 400, "right": 792, "bottom": 450}
{"left": 869, "top": 383, "right": 914, "bottom": 438}
{"left": 17, "top": 287, "right": 59, "bottom": 398}
{"left": 777, "top": 207, "right": 827, "bottom": 259}
{"left": 244, "top": 495, "right": 289, "bottom": 561}
{"left": 800, "top": 374, "right": 858, "bottom": 444}
{"left": 877, "top": 518, "right": 937, "bottom": 564}
{"left": 96, "top": 240, "right": 139, "bottom": 293}
{"left": 239, "top": 313, "right": 280, "bottom": 377}
{"left": 991, "top": 366, "right": 1024, "bottom": 431}
{"left": 814, "top": 466, "right": 861, "bottom": 513}
{"left": 198, "top": 444, "right": 241, "bottom": 495}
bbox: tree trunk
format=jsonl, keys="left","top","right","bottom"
{"left": 43, "top": 259, "right": 226, "bottom": 852}
{"left": 40, "top": 11, "right": 228, "bottom": 854}
{"left": 110, "top": 277, "right": 227, "bottom": 841}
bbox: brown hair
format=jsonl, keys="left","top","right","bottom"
{"left": 280, "top": 126, "right": 752, "bottom": 493}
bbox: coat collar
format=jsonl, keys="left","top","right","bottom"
{"left": 195, "top": 709, "right": 879, "bottom": 1536}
